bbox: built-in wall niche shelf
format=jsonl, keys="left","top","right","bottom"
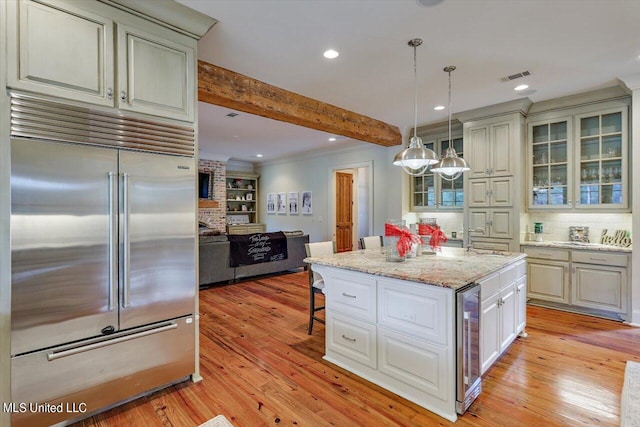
{"left": 225, "top": 172, "right": 259, "bottom": 226}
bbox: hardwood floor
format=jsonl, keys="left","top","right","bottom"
{"left": 73, "top": 270, "right": 640, "bottom": 427}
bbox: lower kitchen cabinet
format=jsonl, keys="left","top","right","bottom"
{"left": 480, "top": 260, "right": 526, "bottom": 375}
{"left": 522, "top": 245, "right": 630, "bottom": 320}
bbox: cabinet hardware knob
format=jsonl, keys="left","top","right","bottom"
{"left": 120, "top": 91, "right": 127, "bottom": 102}
{"left": 107, "top": 88, "right": 113, "bottom": 100}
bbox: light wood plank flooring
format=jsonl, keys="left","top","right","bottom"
{"left": 73, "top": 270, "right": 640, "bottom": 426}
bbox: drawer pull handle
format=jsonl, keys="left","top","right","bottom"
{"left": 341, "top": 334, "right": 356, "bottom": 342}
{"left": 588, "top": 257, "right": 607, "bottom": 262}
{"left": 342, "top": 292, "right": 357, "bottom": 299}
{"left": 47, "top": 323, "right": 177, "bottom": 361}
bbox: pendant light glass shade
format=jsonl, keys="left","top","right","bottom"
{"left": 431, "top": 66, "right": 471, "bottom": 180}
{"left": 393, "top": 39, "right": 439, "bottom": 176}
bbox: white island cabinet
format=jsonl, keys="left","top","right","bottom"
{"left": 306, "top": 248, "right": 527, "bottom": 422}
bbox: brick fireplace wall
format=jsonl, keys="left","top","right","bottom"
{"left": 198, "top": 159, "right": 226, "bottom": 232}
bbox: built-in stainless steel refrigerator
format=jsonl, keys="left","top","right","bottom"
{"left": 10, "top": 118, "right": 197, "bottom": 426}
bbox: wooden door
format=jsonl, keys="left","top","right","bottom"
{"left": 335, "top": 172, "right": 353, "bottom": 252}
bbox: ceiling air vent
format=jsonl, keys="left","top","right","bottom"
{"left": 501, "top": 70, "right": 531, "bottom": 82}
{"left": 226, "top": 112, "right": 239, "bottom": 117}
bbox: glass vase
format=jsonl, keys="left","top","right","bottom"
{"left": 384, "top": 219, "right": 406, "bottom": 262}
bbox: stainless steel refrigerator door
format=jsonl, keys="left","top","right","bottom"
{"left": 118, "top": 151, "right": 196, "bottom": 329}
{"left": 11, "top": 139, "right": 119, "bottom": 356}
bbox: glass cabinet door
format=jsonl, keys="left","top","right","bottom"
{"left": 411, "top": 141, "right": 436, "bottom": 209}
{"left": 439, "top": 138, "right": 464, "bottom": 207}
{"left": 530, "top": 120, "right": 570, "bottom": 207}
{"left": 577, "top": 111, "right": 625, "bottom": 208}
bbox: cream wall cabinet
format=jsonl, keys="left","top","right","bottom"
{"left": 7, "top": 0, "right": 195, "bottom": 122}
{"left": 522, "top": 246, "right": 630, "bottom": 319}
{"left": 460, "top": 101, "right": 529, "bottom": 253}
{"left": 479, "top": 260, "right": 525, "bottom": 375}
{"left": 526, "top": 96, "right": 630, "bottom": 212}
{"left": 466, "top": 121, "right": 513, "bottom": 179}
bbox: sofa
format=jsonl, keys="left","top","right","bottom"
{"left": 198, "top": 232, "right": 309, "bottom": 287}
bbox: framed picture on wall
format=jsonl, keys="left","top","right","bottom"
{"left": 288, "top": 192, "right": 299, "bottom": 214}
{"left": 266, "top": 193, "right": 276, "bottom": 214}
{"left": 301, "top": 191, "right": 312, "bottom": 214}
{"left": 277, "top": 192, "right": 287, "bottom": 214}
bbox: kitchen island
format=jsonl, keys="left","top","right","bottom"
{"left": 305, "top": 247, "right": 527, "bottom": 422}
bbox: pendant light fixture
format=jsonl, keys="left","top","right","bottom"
{"left": 393, "top": 39, "right": 439, "bottom": 176}
{"left": 431, "top": 66, "right": 471, "bottom": 181}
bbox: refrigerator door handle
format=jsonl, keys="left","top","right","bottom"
{"left": 108, "top": 172, "right": 117, "bottom": 311}
{"left": 46, "top": 323, "right": 178, "bottom": 361}
{"left": 122, "top": 172, "right": 130, "bottom": 308}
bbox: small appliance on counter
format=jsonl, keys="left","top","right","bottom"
{"left": 534, "top": 222, "right": 543, "bottom": 242}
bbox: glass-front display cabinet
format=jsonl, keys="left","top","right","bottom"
{"left": 530, "top": 119, "right": 571, "bottom": 208}
{"left": 576, "top": 110, "right": 626, "bottom": 208}
{"left": 411, "top": 137, "right": 464, "bottom": 211}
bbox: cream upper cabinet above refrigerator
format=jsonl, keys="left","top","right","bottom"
{"left": 7, "top": 0, "right": 114, "bottom": 107}
{"left": 7, "top": 0, "right": 196, "bottom": 122}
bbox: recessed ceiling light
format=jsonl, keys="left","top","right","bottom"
{"left": 514, "top": 84, "right": 529, "bottom": 91}
{"left": 256, "top": 154, "right": 263, "bottom": 158}
{"left": 328, "top": 137, "right": 336, "bottom": 142}
{"left": 323, "top": 49, "right": 339, "bottom": 59}
{"left": 434, "top": 105, "right": 445, "bottom": 111}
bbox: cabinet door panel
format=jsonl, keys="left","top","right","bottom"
{"left": 499, "top": 284, "right": 517, "bottom": 351}
{"left": 572, "top": 264, "right": 626, "bottom": 313}
{"left": 468, "top": 210, "right": 489, "bottom": 237}
{"left": 468, "top": 126, "right": 490, "bottom": 178}
{"left": 8, "top": 0, "right": 114, "bottom": 106}
{"left": 327, "top": 313, "right": 377, "bottom": 369}
{"left": 527, "top": 261, "right": 569, "bottom": 303}
{"left": 117, "top": 24, "right": 195, "bottom": 121}
{"left": 491, "top": 123, "right": 511, "bottom": 176}
{"left": 490, "top": 210, "right": 512, "bottom": 238}
{"left": 480, "top": 293, "right": 500, "bottom": 375}
{"left": 468, "top": 179, "right": 489, "bottom": 207}
{"left": 491, "top": 177, "right": 513, "bottom": 206}
{"left": 516, "top": 276, "right": 527, "bottom": 333}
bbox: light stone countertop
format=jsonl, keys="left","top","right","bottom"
{"left": 304, "top": 247, "right": 526, "bottom": 290}
{"left": 520, "top": 241, "right": 632, "bottom": 253}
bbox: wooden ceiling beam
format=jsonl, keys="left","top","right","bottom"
{"left": 197, "top": 60, "right": 402, "bottom": 147}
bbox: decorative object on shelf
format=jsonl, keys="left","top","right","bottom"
{"left": 246, "top": 193, "right": 252, "bottom": 201}
{"left": 534, "top": 222, "right": 543, "bottom": 242}
{"left": 266, "top": 193, "right": 276, "bottom": 214}
{"left": 301, "top": 191, "right": 312, "bottom": 214}
{"left": 247, "top": 184, "right": 253, "bottom": 190}
{"left": 569, "top": 226, "right": 589, "bottom": 243}
{"left": 392, "top": 38, "right": 439, "bottom": 176}
{"left": 288, "top": 192, "right": 299, "bottom": 214}
{"left": 600, "top": 229, "right": 632, "bottom": 247}
{"left": 431, "top": 66, "right": 471, "bottom": 180}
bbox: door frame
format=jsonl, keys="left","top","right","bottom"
{"left": 328, "top": 161, "right": 373, "bottom": 245}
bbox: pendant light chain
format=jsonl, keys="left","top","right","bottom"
{"left": 447, "top": 67, "right": 452, "bottom": 148}
{"left": 413, "top": 41, "right": 419, "bottom": 140}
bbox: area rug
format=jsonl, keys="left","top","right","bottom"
{"left": 622, "top": 361, "right": 640, "bottom": 426}
{"left": 199, "top": 414, "right": 234, "bottom": 427}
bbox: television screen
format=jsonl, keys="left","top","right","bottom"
{"left": 199, "top": 172, "right": 211, "bottom": 199}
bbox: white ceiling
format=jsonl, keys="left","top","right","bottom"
{"left": 178, "top": 0, "right": 640, "bottom": 164}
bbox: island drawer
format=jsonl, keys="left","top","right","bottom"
{"left": 326, "top": 312, "right": 377, "bottom": 369}
{"left": 571, "top": 251, "right": 628, "bottom": 267}
{"left": 326, "top": 270, "right": 377, "bottom": 322}
{"left": 377, "top": 279, "right": 449, "bottom": 345}
{"left": 523, "top": 247, "right": 569, "bottom": 261}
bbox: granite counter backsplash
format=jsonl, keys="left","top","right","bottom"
{"left": 520, "top": 241, "right": 631, "bottom": 253}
